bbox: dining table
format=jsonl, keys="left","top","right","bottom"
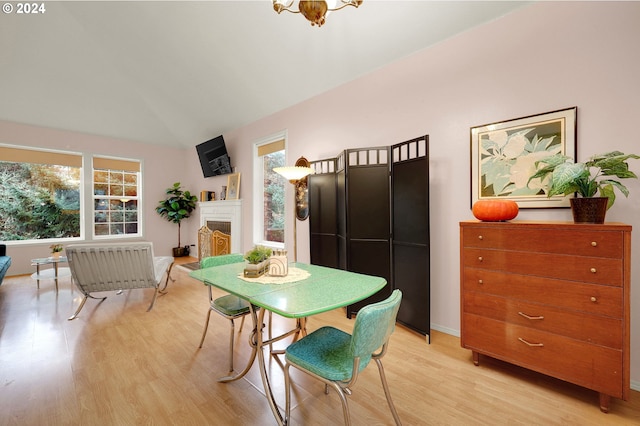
{"left": 189, "top": 261, "right": 386, "bottom": 425}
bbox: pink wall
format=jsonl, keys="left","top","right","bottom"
{"left": 219, "top": 2, "right": 640, "bottom": 385}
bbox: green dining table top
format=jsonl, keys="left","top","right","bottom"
{"left": 189, "top": 262, "right": 386, "bottom": 318}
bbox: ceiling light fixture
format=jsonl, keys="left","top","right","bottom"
{"left": 272, "top": 0, "right": 363, "bottom": 27}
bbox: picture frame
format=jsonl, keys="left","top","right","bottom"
{"left": 470, "top": 107, "right": 577, "bottom": 208}
{"left": 226, "top": 173, "right": 241, "bottom": 200}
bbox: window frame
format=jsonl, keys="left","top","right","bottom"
{"left": 0, "top": 144, "right": 84, "bottom": 245}
{"left": 252, "top": 131, "right": 287, "bottom": 250}
{"left": 92, "top": 155, "right": 143, "bottom": 239}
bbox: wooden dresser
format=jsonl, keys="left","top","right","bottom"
{"left": 460, "top": 221, "right": 631, "bottom": 412}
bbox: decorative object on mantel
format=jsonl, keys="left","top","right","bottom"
{"left": 220, "top": 186, "right": 227, "bottom": 201}
{"left": 200, "top": 190, "right": 215, "bottom": 202}
{"left": 268, "top": 249, "right": 289, "bottom": 277}
{"left": 472, "top": 200, "right": 519, "bottom": 222}
{"left": 226, "top": 173, "right": 241, "bottom": 200}
{"left": 274, "top": 156, "right": 313, "bottom": 262}
{"left": 50, "top": 244, "right": 63, "bottom": 259}
{"left": 529, "top": 151, "right": 639, "bottom": 223}
{"left": 156, "top": 182, "right": 198, "bottom": 257}
{"left": 272, "top": 0, "right": 363, "bottom": 27}
{"left": 243, "top": 246, "right": 272, "bottom": 278}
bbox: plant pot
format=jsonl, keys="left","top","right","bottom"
{"left": 570, "top": 197, "right": 608, "bottom": 224}
{"left": 243, "top": 260, "right": 270, "bottom": 278}
{"left": 172, "top": 246, "right": 188, "bottom": 257}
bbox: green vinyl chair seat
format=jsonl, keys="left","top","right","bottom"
{"left": 212, "top": 293, "right": 250, "bottom": 316}
{"left": 285, "top": 327, "right": 371, "bottom": 382}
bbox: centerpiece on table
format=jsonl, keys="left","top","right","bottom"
{"left": 528, "top": 150, "right": 639, "bottom": 223}
{"left": 243, "top": 246, "right": 272, "bottom": 278}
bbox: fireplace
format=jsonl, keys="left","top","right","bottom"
{"left": 199, "top": 199, "right": 242, "bottom": 254}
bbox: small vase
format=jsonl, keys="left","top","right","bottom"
{"left": 570, "top": 197, "right": 608, "bottom": 224}
{"left": 52, "top": 252, "right": 60, "bottom": 259}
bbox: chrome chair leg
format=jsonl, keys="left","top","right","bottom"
{"left": 375, "top": 358, "right": 402, "bottom": 426}
{"left": 67, "top": 293, "right": 107, "bottom": 321}
{"left": 227, "top": 318, "right": 235, "bottom": 372}
{"left": 198, "top": 309, "right": 213, "bottom": 348}
{"left": 146, "top": 286, "right": 160, "bottom": 312}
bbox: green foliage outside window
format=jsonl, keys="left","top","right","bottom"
{"left": 0, "top": 162, "right": 81, "bottom": 240}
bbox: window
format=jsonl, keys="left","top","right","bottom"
{"left": 253, "top": 133, "right": 286, "bottom": 247}
{"left": 93, "top": 157, "right": 141, "bottom": 238}
{"left": 0, "top": 146, "right": 82, "bottom": 241}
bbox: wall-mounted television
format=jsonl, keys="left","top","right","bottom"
{"left": 196, "top": 135, "right": 232, "bottom": 177}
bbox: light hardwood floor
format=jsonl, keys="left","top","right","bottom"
{"left": 1, "top": 260, "right": 639, "bottom": 425}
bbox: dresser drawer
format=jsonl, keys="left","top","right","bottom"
{"left": 463, "top": 248, "right": 623, "bottom": 286}
{"left": 463, "top": 291, "right": 622, "bottom": 348}
{"left": 462, "top": 314, "right": 624, "bottom": 398}
{"left": 463, "top": 268, "right": 623, "bottom": 317}
{"left": 462, "top": 226, "right": 624, "bottom": 258}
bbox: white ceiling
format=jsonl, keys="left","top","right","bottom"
{"left": 0, "top": 1, "right": 529, "bottom": 148}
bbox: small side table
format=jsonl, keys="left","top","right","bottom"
{"left": 31, "top": 256, "right": 71, "bottom": 292}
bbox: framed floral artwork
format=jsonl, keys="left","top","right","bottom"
{"left": 470, "top": 107, "right": 577, "bottom": 208}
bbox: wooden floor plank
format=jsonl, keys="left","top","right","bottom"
{"left": 0, "top": 260, "right": 639, "bottom": 425}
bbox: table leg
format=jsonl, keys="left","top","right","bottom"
{"left": 35, "top": 264, "right": 41, "bottom": 289}
{"left": 253, "top": 305, "right": 285, "bottom": 426}
{"left": 53, "top": 262, "right": 59, "bottom": 292}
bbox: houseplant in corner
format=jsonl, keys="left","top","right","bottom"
{"left": 243, "top": 245, "right": 272, "bottom": 278}
{"left": 528, "top": 151, "right": 640, "bottom": 223}
{"left": 156, "top": 182, "right": 198, "bottom": 257}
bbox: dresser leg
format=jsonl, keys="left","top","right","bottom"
{"left": 472, "top": 351, "right": 480, "bottom": 366}
{"left": 599, "top": 393, "right": 610, "bottom": 413}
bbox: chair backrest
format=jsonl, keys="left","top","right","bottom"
{"left": 66, "top": 242, "right": 158, "bottom": 292}
{"left": 350, "top": 289, "right": 402, "bottom": 359}
{"left": 200, "top": 253, "right": 245, "bottom": 268}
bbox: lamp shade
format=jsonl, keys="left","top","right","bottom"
{"left": 273, "top": 166, "right": 313, "bottom": 183}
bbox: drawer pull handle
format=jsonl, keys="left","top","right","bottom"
{"left": 591, "top": 296, "right": 597, "bottom": 302}
{"left": 478, "top": 256, "right": 483, "bottom": 262}
{"left": 518, "top": 311, "right": 544, "bottom": 320}
{"left": 590, "top": 267, "right": 597, "bottom": 273}
{"left": 518, "top": 337, "right": 544, "bottom": 347}
{"left": 478, "top": 235, "right": 483, "bottom": 240}
{"left": 478, "top": 279, "right": 483, "bottom": 284}
{"left": 591, "top": 241, "right": 597, "bottom": 247}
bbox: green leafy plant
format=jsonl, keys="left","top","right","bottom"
{"left": 156, "top": 182, "right": 198, "bottom": 247}
{"left": 244, "top": 246, "right": 272, "bottom": 264}
{"left": 50, "top": 244, "right": 63, "bottom": 253}
{"left": 529, "top": 151, "right": 640, "bottom": 209}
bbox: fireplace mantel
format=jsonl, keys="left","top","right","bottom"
{"left": 199, "top": 199, "right": 242, "bottom": 254}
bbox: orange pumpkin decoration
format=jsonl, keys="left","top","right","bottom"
{"left": 472, "top": 200, "right": 519, "bottom": 222}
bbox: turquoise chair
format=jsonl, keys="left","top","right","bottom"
{"left": 198, "top": 254, "right": 248, "bottom": 373}
{"left": 284, "top": 289, "right": 403, "bottom": 425}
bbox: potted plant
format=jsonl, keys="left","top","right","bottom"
{"left": 528, "top": 151, "right": 639, "bottom": 223}
{"left": 50, "top": 244, "right": 63, "bottom": 259}
{"left": 156, "top": 182, "right": 198, "bottom": 257}
{"left": 243, "top": 245, "right": 272, "bottom": 278}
